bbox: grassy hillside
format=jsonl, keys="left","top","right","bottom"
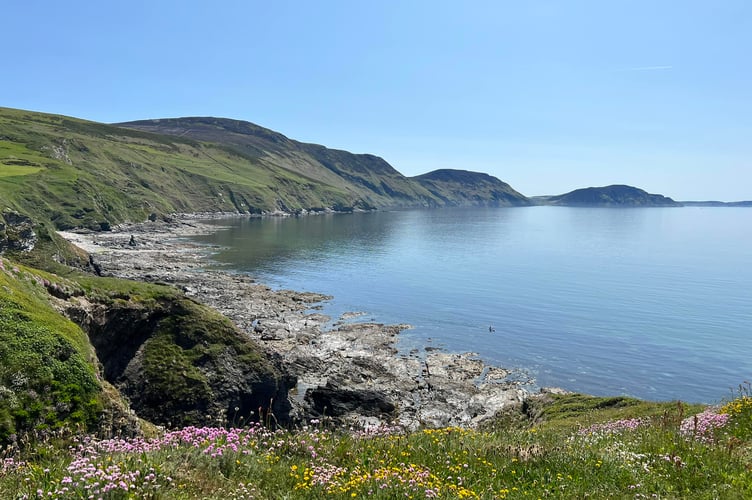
{"left": 1, "top": 108, "right": 534, "bottom": 232}
{"left": 0, "top": 108, "right": 364, "bottom": 229}
{"left": 535, "top": 184, "right": 681, "bottom": 207}
{"left": 117, "top": 117, "right": 450, "bottom": 209}
{"left": 413, "top": 169, "right": 531, "bottom": 207}
{"left": 0, "top": 253, "right": 291, "bottom": 447}
{"left": 0, "top": 259, "right": 102, "bottom": 442}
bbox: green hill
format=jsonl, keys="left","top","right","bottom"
{"left": 0, "top": 107, "right": 363, "bottom": 230}
{"left": 0, "top": 107, "right": 530, "bottom": 233}
{"left": 412, "top": 169, "right": 531, "bottom": 207}
{"left": 534, "top": 184, "right": 681, "bottom": 207}
{"left": 116, "top": 117, "right": 445, "bottom": 209}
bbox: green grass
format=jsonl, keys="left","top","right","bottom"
{"left": 0, "top": 164, "right": 45, "bottom": 178}
{"left": 1, "top": 392, "right": 750, "bottom": 499}
{"left": 0, "top": 139, "right": 50, "bottom": 177}
{"left": 0, "top": 106, "right": 360, "bottom": 230}
{"left": 0, "top": 250, "right": 283, "bottom": 444}
{"left": 0, "top": 259, "right": 102, "bottom": 442}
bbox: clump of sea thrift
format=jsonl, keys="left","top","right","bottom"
{"left": 680, "top": 409, "right": 729, "bottom": 443}
{"left": 578, "top": 417, "right": 647, "bottom": 437}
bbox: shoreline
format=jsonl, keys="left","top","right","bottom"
{"left": 59, "top": 217, "right": 554, "bottom": 430}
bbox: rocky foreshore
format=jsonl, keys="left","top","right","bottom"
{"left": 59, "top": 218, "right": 546, "bottom": 430}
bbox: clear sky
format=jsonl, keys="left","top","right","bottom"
{"left": 2, "top": 1, "right": 750, "bottom": 200}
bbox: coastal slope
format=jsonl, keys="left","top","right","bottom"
{"left": 0, "top": 107, "right": 531, "bottom": 231}
{"left": 117, "top": 117, "right": 534, "bottom": 209}
{"left": 412, "top": 169, "right": 531, "bottom": 207}
{"left": 534, "top": 184, "right": 681, "bottom": 207}
{"left": 116, "top": 117, "right": 445, "bottom": 209}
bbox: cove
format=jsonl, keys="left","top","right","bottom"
{"left": 191, "top": 206, "right": 752, "bottom": 403}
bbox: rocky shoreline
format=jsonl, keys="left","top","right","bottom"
{"left": 59, "top": 217, "right": 549, "bottom": 430}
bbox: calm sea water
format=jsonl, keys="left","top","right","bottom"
{"left": 192, "top": 207, "right": 752, "bottom": 403}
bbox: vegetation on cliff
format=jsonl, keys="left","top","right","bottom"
{"left": 0, "top": 253, "right": 290, "bottom": 446}
{"left": 0, "top": 260, "right": 101, "bottom": 443}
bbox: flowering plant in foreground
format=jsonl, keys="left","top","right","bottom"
{"left": 679, "top": 409, "right": 729, "bottom": 444}
{"left": 577, "top": 417, "right": 647, "bottom": 437}
{"left": 720, "top": 395, "right": 752, "bottom": 417}
{"left": 3, "top": 398, "right": 752, "bottom": 499}
{"left": 18, "top": 424, "right": 284, "bottom": 498}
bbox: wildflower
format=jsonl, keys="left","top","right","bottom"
{"left": 680, "top": 409, "right": 729, "bottom": 443}
{"left": 578, "top": 418, "right": 646, "bottom": 436}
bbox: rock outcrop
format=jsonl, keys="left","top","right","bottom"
{"left": 0, "top": 210, "right": 37, "bottom": 253}
{"left": 63, "top": 287, "right": 295, "bottom": 428}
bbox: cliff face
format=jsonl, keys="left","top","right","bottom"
{"left": 0, "top": 255, "right": 296, "bottom": 445}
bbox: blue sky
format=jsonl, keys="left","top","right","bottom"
{"left": 2, "top": 1, "right": 750, "bottom": 200}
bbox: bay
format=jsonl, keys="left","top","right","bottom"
{"left": 191, "top": 207, "right": 752, "bottom": 403}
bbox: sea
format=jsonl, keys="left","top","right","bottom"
{"left": 190, "top": 207, "right": 752, "bottom": 404}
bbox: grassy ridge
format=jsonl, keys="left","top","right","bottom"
{"left": 118, "top": 117, "right": 444, "bottom": 209}
{"left": 0, "top": 107, "right": 358, "bottom": 229}
{"left": 1, "top": 107, "right": 534, "bottom": 231}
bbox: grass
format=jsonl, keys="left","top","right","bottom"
{"left": 0, "top": 258, "right": 102, "bottom": 443}
{"left": 0, "top": 140, "right": 49, "bottom": 177}
{"left": 0, "top": 250, "right": 284, "bottom": 447}
{"left": 1, "top": 392, "right": 751, "bottom": 499}
{"left": 0, "top": 164, "right": 45, "bottom": 178}
{"left": 0, "top": 106, "right": 363, "bottom": 230}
